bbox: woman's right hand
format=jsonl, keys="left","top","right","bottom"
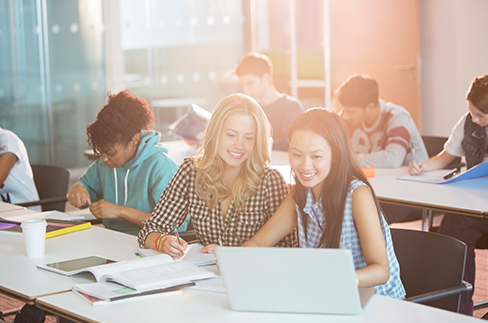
{"left": 159, "top": 235, "right": 187, "bottom": 259}
{"left": 67, "top": 184, "right": 92, "bottom": 208}
{"left": 408, "top": 160, "right": 424, "bottom": 175}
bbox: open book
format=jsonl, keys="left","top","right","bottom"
{"left": 398, "top": 161, "right": 488, "bottom": 184}
{"left": 39, "top": 254, "right": 215, "bottom": 297}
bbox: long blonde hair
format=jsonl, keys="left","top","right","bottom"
{"left": 193, "top": 93, "right": 271, "bottom": 210}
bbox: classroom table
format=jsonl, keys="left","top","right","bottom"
{"left": 0, "top": 226, "right": 138, "bottom": 305}
{"left": 370, "top": 167, "right": 488, "bottom": 229}
{"left": 370, "top": 167, "right": 488, "bottom": 217}
{"left": 35, "top": 284, "right": 481, "bottom": 323}
{"left": 1, "top": 213, "right": 482, "bottom": 323}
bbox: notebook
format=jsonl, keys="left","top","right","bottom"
{"left": 215, "top": 247, "right": 376, "bottom": 315}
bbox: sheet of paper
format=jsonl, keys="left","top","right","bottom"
{"left": 397, "top": 169, "right": 455, "bottom": 184}
{"left": 181, "top": 244, "right": 216, "bottom": 266}
{"left": 138, "top": 244, "right": 216, "bottom": 266}
{"left": 189, "top": 276, "right": 226, "bottom": 293}
{"left": 1, "top": 210, "right": 85, "bottom": 222}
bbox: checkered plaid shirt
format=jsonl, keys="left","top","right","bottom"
{"left": 138, "top": 158, "right": 297, "bottom": 248}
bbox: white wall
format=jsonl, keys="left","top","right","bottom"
{"left": 420, "top": 0, "right": 488, "bottom": 137}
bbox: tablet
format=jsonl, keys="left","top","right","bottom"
{"left": 37, "top": 255, "right": 116, "bottom": 276}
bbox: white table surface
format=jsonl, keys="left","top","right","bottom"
{"left": 36, "top": 287, "right": 481, "bottom": 323}
{"left": 0, "top": 226, "right": 139, "bottom": 303}
{"left": 370, "top": 167, "right": 488, "bottom": 217}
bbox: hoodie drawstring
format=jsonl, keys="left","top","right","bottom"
{"left": 124, "top": 169, "right": 130, "bottom": 205}
{"left": 113, "top": 168, "right": 130, "bottom": 206}
{"left": 113, "top": 168, "right": 118, "bottom": 205}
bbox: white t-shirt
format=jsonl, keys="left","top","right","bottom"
{"left": 444, "top": 112, "right": 488, "bottom": 162}
{"left": 0, "top": 128, "right": 40, "bottom": 205}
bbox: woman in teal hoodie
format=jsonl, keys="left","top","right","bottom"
{"left": 68, "top": 91, "right": 187, "bottom": 235}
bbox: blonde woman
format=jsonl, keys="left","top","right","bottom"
{"left": 138, "top": 93, "right": 297, "bottom": 258}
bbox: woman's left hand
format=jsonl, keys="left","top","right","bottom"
{"left": 201, "top": 244, "right": 220, "bottom": 254}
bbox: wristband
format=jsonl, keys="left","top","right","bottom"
{"left": 355, "top": 273, "right": 359, "bottom": 286}
{"left": 154, "top": 234, "right": 168, "bottom": 252}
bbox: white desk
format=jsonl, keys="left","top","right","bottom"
{"left": 370, "top": 167, "right": 488, "bottom": 218}
{"left": 0, "top": 226, "right": 138, "bottom": 304}
{"left": 1, "top": 208, "right": 480, "bottom": 323}
{"left": 36, "top": 288, "right": 481, "bottom": 323}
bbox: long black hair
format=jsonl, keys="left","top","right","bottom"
{"left": 289, "top": 108, "right": 381, "bottom": 248}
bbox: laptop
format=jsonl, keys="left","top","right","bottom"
{"left": 215, "top": 247, "right": 376, "bottom": 315}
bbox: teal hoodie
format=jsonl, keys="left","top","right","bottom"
{"left": 77, "top": 130, "right": 187, "bottom": 235}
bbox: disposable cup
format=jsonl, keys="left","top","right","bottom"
{"left": 20, "top": 219, "right": 47, "bottom": 257}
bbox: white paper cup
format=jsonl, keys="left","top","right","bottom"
{"left": 21, "top": 219, "right": 47, "bottom": 257}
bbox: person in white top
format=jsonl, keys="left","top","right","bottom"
{"left": 337, "top": 74, "right": 428, "bottom": 168}
{"left": 408, "top": 74, "right": 488, "bottom": 316}
{"left": 336, "top": 74, "right": 428, "bottom": 224}
{"left": 0, "top": 127, "right": 40, "bottom": 209}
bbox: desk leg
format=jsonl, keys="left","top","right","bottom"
{"left": 421, "top": 209, "right": 433, "bottom": 231}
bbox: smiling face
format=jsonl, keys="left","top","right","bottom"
{"left": 218, "top": 113, "right": 257, "bottom": 170}
{"left": 468, "top": 100, "right": 488, "bottom": 127}
{"left": 289, "top": 130, "right": 332, "bottom": 200}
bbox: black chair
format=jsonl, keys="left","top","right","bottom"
{"left": 15, "top": 164, "right": 70, "bottom": 212}
{"left": 423, "top": 137, "right": 488, "bottom": 310}
{"left": 390, "top": 228, "right": 472, "bottom": 313}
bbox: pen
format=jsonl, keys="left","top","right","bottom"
{"left": 173, "top": 221, "right": 181, "bottom": 246}
{"left": 443, "top": 169, "right": 457, "bottom": 180}
{"left": 410, "top": 142, "right": 418, "bottom": 162}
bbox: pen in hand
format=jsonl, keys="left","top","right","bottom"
{"left": 410, "top": 142, "right": 418, "bottom": 162}
{"left": 173, "top": 221, "right": 181, "bottom": 246}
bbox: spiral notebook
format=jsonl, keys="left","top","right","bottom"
{"left": 215, "top": 247, "right": 375, "bottom": 315}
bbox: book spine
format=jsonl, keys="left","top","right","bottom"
{"left": 45, "top": 222, "right": 91, "bottom": 239}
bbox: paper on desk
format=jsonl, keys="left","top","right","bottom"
{"left": 397, "top": 169, "right": 454, "bottom": 184}
{"left": 189, "top": 276, "right": 226, "bottom": 293}
{"left": 1, "top": 210, "right": 85, "bottom": 222}
{"left": 399, "top": 162, "right": 488, "bottom": 184}
{"left": 138, "top": 243, "right": 216, "bottom": 266}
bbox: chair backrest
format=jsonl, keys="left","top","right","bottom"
{"left": 421, "top": 136, "right": 463, "bottom": 169}
{"left": 31, "top": 164, "right": 71, "bottom": 212}
{"left": 390, "top": 228, "right": 466, "bottom": 312}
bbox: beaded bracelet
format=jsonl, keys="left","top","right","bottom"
{"left": 154, "top": 234, "right": 169, "bottom": 252}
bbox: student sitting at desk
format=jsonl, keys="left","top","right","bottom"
{"left": 67, "top": 90, "right": 188, "bottom": 236}
{"left": 138, "top": 93, "right": 297, "bottom": 257}
{"left": 242, "top": 108, "right": 406, "bottom": 298}
{"left": 0, "top": 127, "right": 40, "bottom": 211}
{"left": 408, "top": 74, "right": 488, "bottom": 315}
{"left": 336, "top": 74, "right": 429, "bottom": 224}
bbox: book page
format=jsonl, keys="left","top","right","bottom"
{"left": 75, "top": 254, "right": 174, "bottom": 280}
{"left": 103, "top": 260, "right": 216, "bottom": 291}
